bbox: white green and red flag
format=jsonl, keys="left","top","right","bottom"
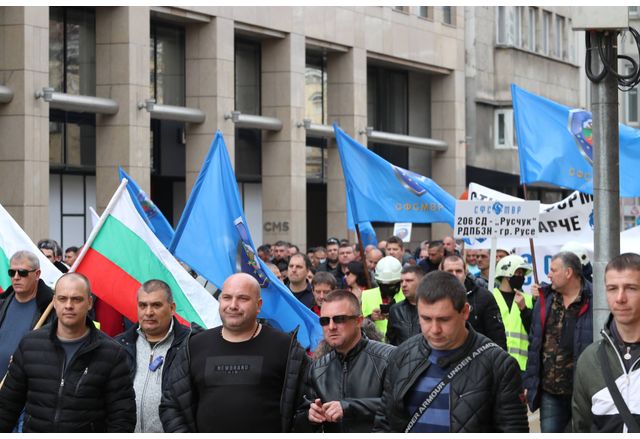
{"left": 74, "top": 179, "right": 220, "bottom": 328}
{"left": 0, "top": 204, "right": 62, "bottom": 292}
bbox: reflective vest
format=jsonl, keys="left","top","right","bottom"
{"left": 492, "top": 288, "right": 532, "bottom": 371}
{"left": 361, "top": 287, "right": 405, "bottom": 336}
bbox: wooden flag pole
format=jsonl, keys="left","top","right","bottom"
{"left": 522, "top": 184, "right": 540, "bottom": 285}
{"left": 355, "top": 223, "right": 372, "bottom": 289}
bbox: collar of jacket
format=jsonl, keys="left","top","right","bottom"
{"left": 336, "top": 334, "right": 368, "bottom": 362}
{"left": 48, "top": 315, "right": 100, "bottom": 345}
{"left": 119, "top": 316, "right": 192, "bottom": 347}
{"left": 1, "top": 278, "right": 53, "bottom": 313}
{"left": 420, "top": 323, "right": 479, "bottom": 370}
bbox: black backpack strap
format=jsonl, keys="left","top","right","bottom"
{"left": 598, "top": 341, "right": 640, "bottom": 433}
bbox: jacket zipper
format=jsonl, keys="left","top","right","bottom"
{"left": 74, "top": 367, "right": 88, "bottom": 394}
{"left": 53, "top": 357, "right": 65, "bottom": 427}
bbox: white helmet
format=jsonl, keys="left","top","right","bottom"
{"left": 560, "top": 241, "right": 591, "bottom": 266}
{"left": 374, "top": 256, "right": 402, "bottom": 284}
{"left": 495, "top": 254, "right": 532, "bottom": 279}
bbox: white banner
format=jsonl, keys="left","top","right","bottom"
{"left": 454, "top": 200, "right": 540, "bottom": 238}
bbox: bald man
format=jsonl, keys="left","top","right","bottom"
{"left": 0, "top": 273, "right": 135, "bottom": 432}
{"left": 160, "top": 273, "right": 309, "bottom": 433}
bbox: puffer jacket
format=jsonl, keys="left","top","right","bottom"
{"left": 0, "top": 318, "right": 136, "bottom": 432}
{"left": 373, "top": 326, "right": 529, "bottom": 432}
{"left": 295, "top": 337, "right": 395, "bottom": 432}
{"left": 464, "top": 276, "right": 507, "bottom": 350}
{"left": 0, "top": 279, "right": 54, "bottom": 328}
{"left": 386, "top": 300, "right": 420, "bottom": 346}
{"left": 524, "top": 279, "right": 592, "bottom": 411}
{"left": 159, "top": 326, "right": 309, "bottom": 432}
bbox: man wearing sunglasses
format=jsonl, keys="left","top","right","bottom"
{"left": 0, "top": 251, "right": 54, "bottom": 378}
{"left": 295, "top": 289, "right": 395, "bottom": 432}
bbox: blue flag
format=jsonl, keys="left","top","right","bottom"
{"left": 346, "top": 204, "right": 378, "bottom": 248}
{"left": 334, "top": 124, "right": 455, "bottom": 227}
{"left": 512, "top": 83, "right": 640, "bottom": 197}
{"left": 169, "top": 131, "right": 323, "bottom": 350}
{"left": 118, "top": 167, "right": 175, "bottom": 248}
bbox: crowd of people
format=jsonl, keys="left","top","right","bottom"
{"left": 0, "top": 233, "right": 639, "bottom": 432}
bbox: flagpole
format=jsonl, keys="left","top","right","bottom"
{"left": 355, "top": 223, "right": 372, "bottom": 289}
{"left": 522, "top": 184, "right": 540, "bottom": 285}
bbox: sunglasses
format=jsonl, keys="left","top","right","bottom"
{"left": 8, "top": 268, "right": 37, "bottom": 278}
{"left": 319, "top": 315, "right": 359, "bottom": 326}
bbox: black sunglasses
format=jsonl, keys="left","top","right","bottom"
{"left": 8, "top": 268, "right": 37, "bottom": 278}
{"left": 319, "top": 315, "right": 359, "bottom": 326}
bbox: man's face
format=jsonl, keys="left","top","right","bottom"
{"left": 326, "top": 244, "right": 339, "bottom": 262}
{"left": 465, "top": 250, "right": 477, "bottom": 266}
{"left": 418, "top": 298, "right": 469, "bottom": 351}
{"left": 496, "top": 250, "right": 509, "bottom": 263}
{"left": 274, "top": 245, "right": 287, "bottom": 260}
{"left": 476, "top": 251, "right": 490, "bottom": 270}
{"left": 338, "top": 246, "right": 355, "bottom": 266}
{"left": 137, "top": 289, "right": 176, "bottom": 339}
{"left": 313, "top": 282, "right": 332, "bottom": 307}
{"left": 40, "top": 248, "right": 55, "bottom": 263}
{"left": 219, "top": 276, "right": 262, "bottom": 332}
{"left": 366, "top": 250, "right": 383, "bottom": 271}
{"left": 386, "top": 243, "right": 403, "bottom": 262}
{"left": 9, "top": 257, "right": 40, "bottom": 297}
{"left": 268, "top": 264, "right": 284, "bottom": 281}
{"left": 287, "top": 255, "right": 308, "bottom": 284}
{"left": 308, "top": 252, "right": 319, "bottom": 267}
{"left": 442, "top": 259, "right": 466, "bottom": 285}
{"left": 400, "top": 272, "right": 421, "bottom": 302}
{"left": 288, "top": 247, "right": 298, "bottom": 257}
{"left": 64, "top": 250, "right": 78, "bottom": 267}
{"left": 548, "top": 258, "right": 569, "bottom": 292}
{"left": 257, "top": 249, "right": 270, "bottom": 263}
{"left": 443, "top": 237, "right": 456, "bottom": 254}
{"left": 54, "top": 277, "right": 92, "bottom": 330}
{"left": 606, "top": 269, "right": 640, "bottom": 330}
{"left": 321, "top": 299, "right": 362, "bottom": 352}
{"left": 315, "top": 249, "right": 326, "bottom": 262}
{"left": 428, "top": 246, "right": 444, "bottom": 265}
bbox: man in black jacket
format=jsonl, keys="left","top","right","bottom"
{"left": 373, "top": 271, "right": 528, "bottom": 433}
{"left": 0, "top": 272, "right": 135, "bottom": 432}
{"left": 295, "top": 289, "right": 395, "bottom": 432}
{"left": 159, "top": 273, "right": 309, "bottom": 432}
{"left": 441, "top": 255, "right": 507, "bottom": 350}
{"left": 387, "top": 266, "right": 424, "bottom": 346}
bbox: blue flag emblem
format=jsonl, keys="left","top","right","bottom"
{"left": 234, "top": 217, "right": 270, "bottom": 288}
{"left": 568, "top": 109, "right": 593, "bottom": 165}
{"left": 393, "top": 166, "right": 427, "bottom": 196}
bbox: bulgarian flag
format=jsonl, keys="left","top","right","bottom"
{"left": 0, "top": 203, "right": 62, "bottom": 292}
{"left": 74, "top": 179, "right": 220, "bottom": 329}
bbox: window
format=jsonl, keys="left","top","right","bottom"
{"left": 542, "top": 11, "right": 551, "bottom": 55}
{"left": 49, "top": 6, "right": 96, "bottom": 170}
{"left": 514, "top": 6, "right": 523, "bottom": 47}
{"left": 442, "top": 6, "right": 455, "bottom": 26}
{"left": 628, "top": 67, "right": 638, "bottom": 124}
{"left": 630, "top": 6, "right": 640, "bottom": 16}
{"left": 528, "top": 7, "right": 537, "bottom": 51}
{"left": 494, "top": 108, "right": 517, "bottom": 149}
{"left": 418, "top": 6, "right": 433, "bottom": 19}
{"left": 150, "top": 22, "right": 185, "bottom": 106}
{"left": 393, "top": 6, "right": 409, "bottom": 14}
{"left": 305, "top": 54, "right": 328, "bottom": 182}
{"left": 555, "top": 15, "right": 565, "bottom": 59}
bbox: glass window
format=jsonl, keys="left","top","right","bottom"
{"left": 150, "top": 22, "right": 185, "bottom": 106}
{"left": 514, "top": 6, "right": 523, "bottom": 47}
{"left": 305, "top": 55, "right": 328, "bottom": 183}
{"left": 494, "top": 108, "right": 517, "bottom": 149}
{"left": 443, "top": 6, "right": 454, "bottom": 25}
{"left": 393, "top": 6, "right": 409, "bottom": 14}
{"left": 556, "top": 15, "right": 565, "bottom": 59}
{"left": 418, "top": 7, "right": 432, "bottom": 19}
{"left": 543, "top": 11, "right": 551, "bottom": 55}
{"left": 528, "top": 7, "right": 537, "bottom": 51}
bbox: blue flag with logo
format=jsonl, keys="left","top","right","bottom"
{"left": 512, "top": 83, "right": 640, "bottom": 197}
{"left": 169, "top": 131, "right": 322, "bottom": 349}
{"left": 334, "top": 124, "right": 455, "bottom": 227}
{"left": 118, "top": 167, "right": 175, "bottom": 248}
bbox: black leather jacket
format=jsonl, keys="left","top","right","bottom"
{"left": 373, "top": 326, "right": 528, "bottom": 432}
{"left": 464, "top": 276, "right": 508, "bottom": 350}
{"left": 294, "top": 337, "right": 395, "bottom": 432}
{"left": 386, "top": 300, "right": 420, "bottom": 346}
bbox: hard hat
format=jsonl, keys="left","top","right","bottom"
{"left": 374, "top": 256, "right": 402, "bottom": 284}
{"left": 560, "top": 241, "right": 591, "bottom": 266}
{"left": 495, "top": 254, "right": 532, "bottom": 279}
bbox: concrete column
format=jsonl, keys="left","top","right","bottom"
{"left": 261, "top": 33, "right": 306, "bottom": 249}
{"left": 185, "top": 17, "right": 235, "bottom": 196}
{"left": 326, "top": 47, "right": 367, "bottom": 242}
{"left": 430, "top": 68, "right": 466, "bottom": 238}
{"left": 95, "top": 6, "right": 150, "bottom": 212}
{"left": 0, "top": 6, "right": 49, "bottom": 239}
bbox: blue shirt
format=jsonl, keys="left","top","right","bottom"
{"left": 0, "top": 297, "right": 37, "bottom": 376}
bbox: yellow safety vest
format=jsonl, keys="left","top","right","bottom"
{"left": 361, "top": 287, "right": 405, "bottom": 336}
{"left": 492, "top": 288, "right": 532, "bottom": 371}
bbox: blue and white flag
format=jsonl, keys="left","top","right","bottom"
{"left": 118, "top": 167, "right": 175, "bottom": 248}
{"left": 512, "top": 83, "right": 640, "bottom": 197}
{"left": 169, "top": 131, "right": 323, "bottom": 349}
{"left": 334, "top": 124, "right": 455, "bottom": 227}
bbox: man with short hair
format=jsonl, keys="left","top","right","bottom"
{"left": 441, "top": 255, "right": 507, "bottom": 350}
{"left": 0, "top": 273, "right": 136, "bottom": 432}
{"left": 160, "top": 273, "right": 309, "bottom": 432}
{"left": 257, "top": 244, "right": 271, "bottom": 263}
{"left": 385, "top": 236, "right": 404, "bottom": 264}
{"left": 476, "top": 249, "right": 491, "bottom": 284}
{"left": 386, "top": 266, "right": 424, "bottom": 346}
{"left": 335, "top": 244, "right": 356, "bottom": 288}
{"left": 272, "top": 240, "right": 290, "bottom": 274}
{"left": 37, "top": 239, "right": 68, "bottom": 273}
{"left": 295, "top": 290, "right": 395, "bottom": 432}
{"left": 373, "top": 271, "right": 529, "bottom": 432}
{"left": 116, "top": 280, "right": 197, "bottom": 432}
{"left": 443, "top": 236, "right": 458, "bottom": 256}
{"left": 317, "top": 238, "right": 340, "bottom": 274}
{"left": 418, "top": 240, "right": 445, "bottom": 274}
{"left": 287, "top": 253, "right": 315, "bottom": 309}
{"left": 64, "top": 246, "right": 79, "bottom": 267}
{"left": 0, "top": 251, "right": 54, "bottom": 377}
{"left": 573, "top": 253, "right": 640, "bottom": 432}
{"left": 289, "top": 244, "right": 300, "bottom": 258}
{"left": 465, "top": 249, "right": 480, "bottom": 276}
{"left": 366, "top": 248, "right": 384, "bottom": 272}
{"left": 310, "top": 271, "right": 337, "bottom": 316}
{"left": 314, "top": 246, "right": 327, "bottom": 267}
{"left": 524, "top": 252, "right": 592, "bottom": 433}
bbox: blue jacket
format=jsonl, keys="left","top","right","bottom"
{"left": 523, "top": 279, "right": 593, "bottom": 411}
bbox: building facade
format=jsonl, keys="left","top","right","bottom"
{"left": 0, "top": 5, "right": 466, "bottom": 251}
